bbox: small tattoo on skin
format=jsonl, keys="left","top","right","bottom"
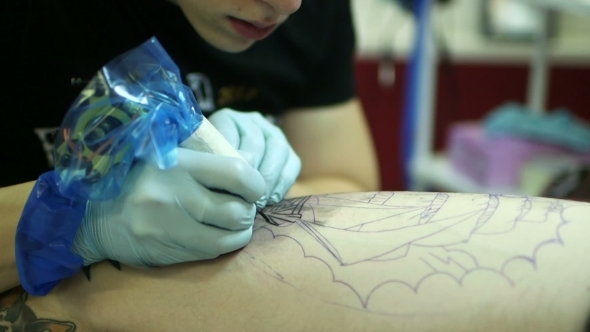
{"left": 0, "top": 287, "right": 76, "bottom": 331}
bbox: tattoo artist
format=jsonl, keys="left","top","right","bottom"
{"left": 1, "top": 0, "right": 380, "bottom": 295}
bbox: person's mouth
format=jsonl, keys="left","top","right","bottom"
{"left": 227, "top": 17, "right": 278, "bottom": 41}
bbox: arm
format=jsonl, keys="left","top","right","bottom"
{"left": 283, "top": 98, "right": 380, "bottom": 197}
{"left": 0, "top": 182, "right": 34, "bottom": 293}
{"left": 13, "top": 192, "right": 590, "bottom": 332}
{"left": 280, "top": 1, "right": 379, "bottom": 197}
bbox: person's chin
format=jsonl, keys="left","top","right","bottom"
{"left": 201, "top": 32, "right": 256, "bottom": 53}
{"left": 216, "top": 39, "right": 256, "bottom": 53}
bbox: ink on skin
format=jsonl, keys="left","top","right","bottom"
{"left": 257, "top": 208, "right": 279, "bottom": 226}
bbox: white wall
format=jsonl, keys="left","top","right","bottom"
{"left": 352, "top": 0, "right": 590, "bottom": 63}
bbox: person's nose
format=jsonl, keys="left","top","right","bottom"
{"left": 262, "top": 0, "right": 301, "bottom": 15}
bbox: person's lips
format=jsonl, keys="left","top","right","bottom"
{"left": 228, "top": 17, "right": 277, "bottom": 41}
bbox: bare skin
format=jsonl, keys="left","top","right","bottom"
{"left": 6, "top": 192, "right": 590, "bottom": 332}
{"left": 0, "top": 182, "right": 34, "bottom": 292}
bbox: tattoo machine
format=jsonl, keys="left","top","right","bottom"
{"left": 15, "top": 37, "right": 247, "bottom": 296}
{"left": 51, "top": 37, "right": 245, "bottom": 201}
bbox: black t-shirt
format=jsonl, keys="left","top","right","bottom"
{"left": 1, "top": 0, "right": 356, "bottom": 187}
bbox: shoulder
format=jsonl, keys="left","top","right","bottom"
{"left": 8, "top": 0, "right": 160, "bottom": 127}
{"left": 15, "top": 0, "right": 163, "bottom": 58}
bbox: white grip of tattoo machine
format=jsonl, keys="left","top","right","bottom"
{"left": 179, "top": 117, "right": 246, "bottom": 162}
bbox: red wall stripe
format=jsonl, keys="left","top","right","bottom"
{"left": 355, "top": 59, "right": 590, "bottom": 191}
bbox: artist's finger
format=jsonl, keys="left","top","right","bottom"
{"left": 268, "top": 149, "right": 301, "bottom": 205}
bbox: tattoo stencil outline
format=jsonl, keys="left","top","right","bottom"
{"left": 244, "top": 192, "right": 583, "bottom": 315}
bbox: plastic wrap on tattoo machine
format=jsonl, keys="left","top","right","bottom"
{"left": 53, "top": 37, "right": 203, "bottom": 201}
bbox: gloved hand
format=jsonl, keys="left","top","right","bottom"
{"left": 70, "top": 147, "right": 266, "bottom": 267}
{"left": 208, "top": 109, "right": 301, "bottom": 207}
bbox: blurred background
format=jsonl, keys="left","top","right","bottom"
{"left": 350, "top": 0, "right": 590, "bottom": 201}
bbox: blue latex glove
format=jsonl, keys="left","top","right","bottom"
{"left": 208, "top": 109, "right": 302, "bottom": 207}
{"left": 70, "top": 147, "right": 266, "bottom": 267}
